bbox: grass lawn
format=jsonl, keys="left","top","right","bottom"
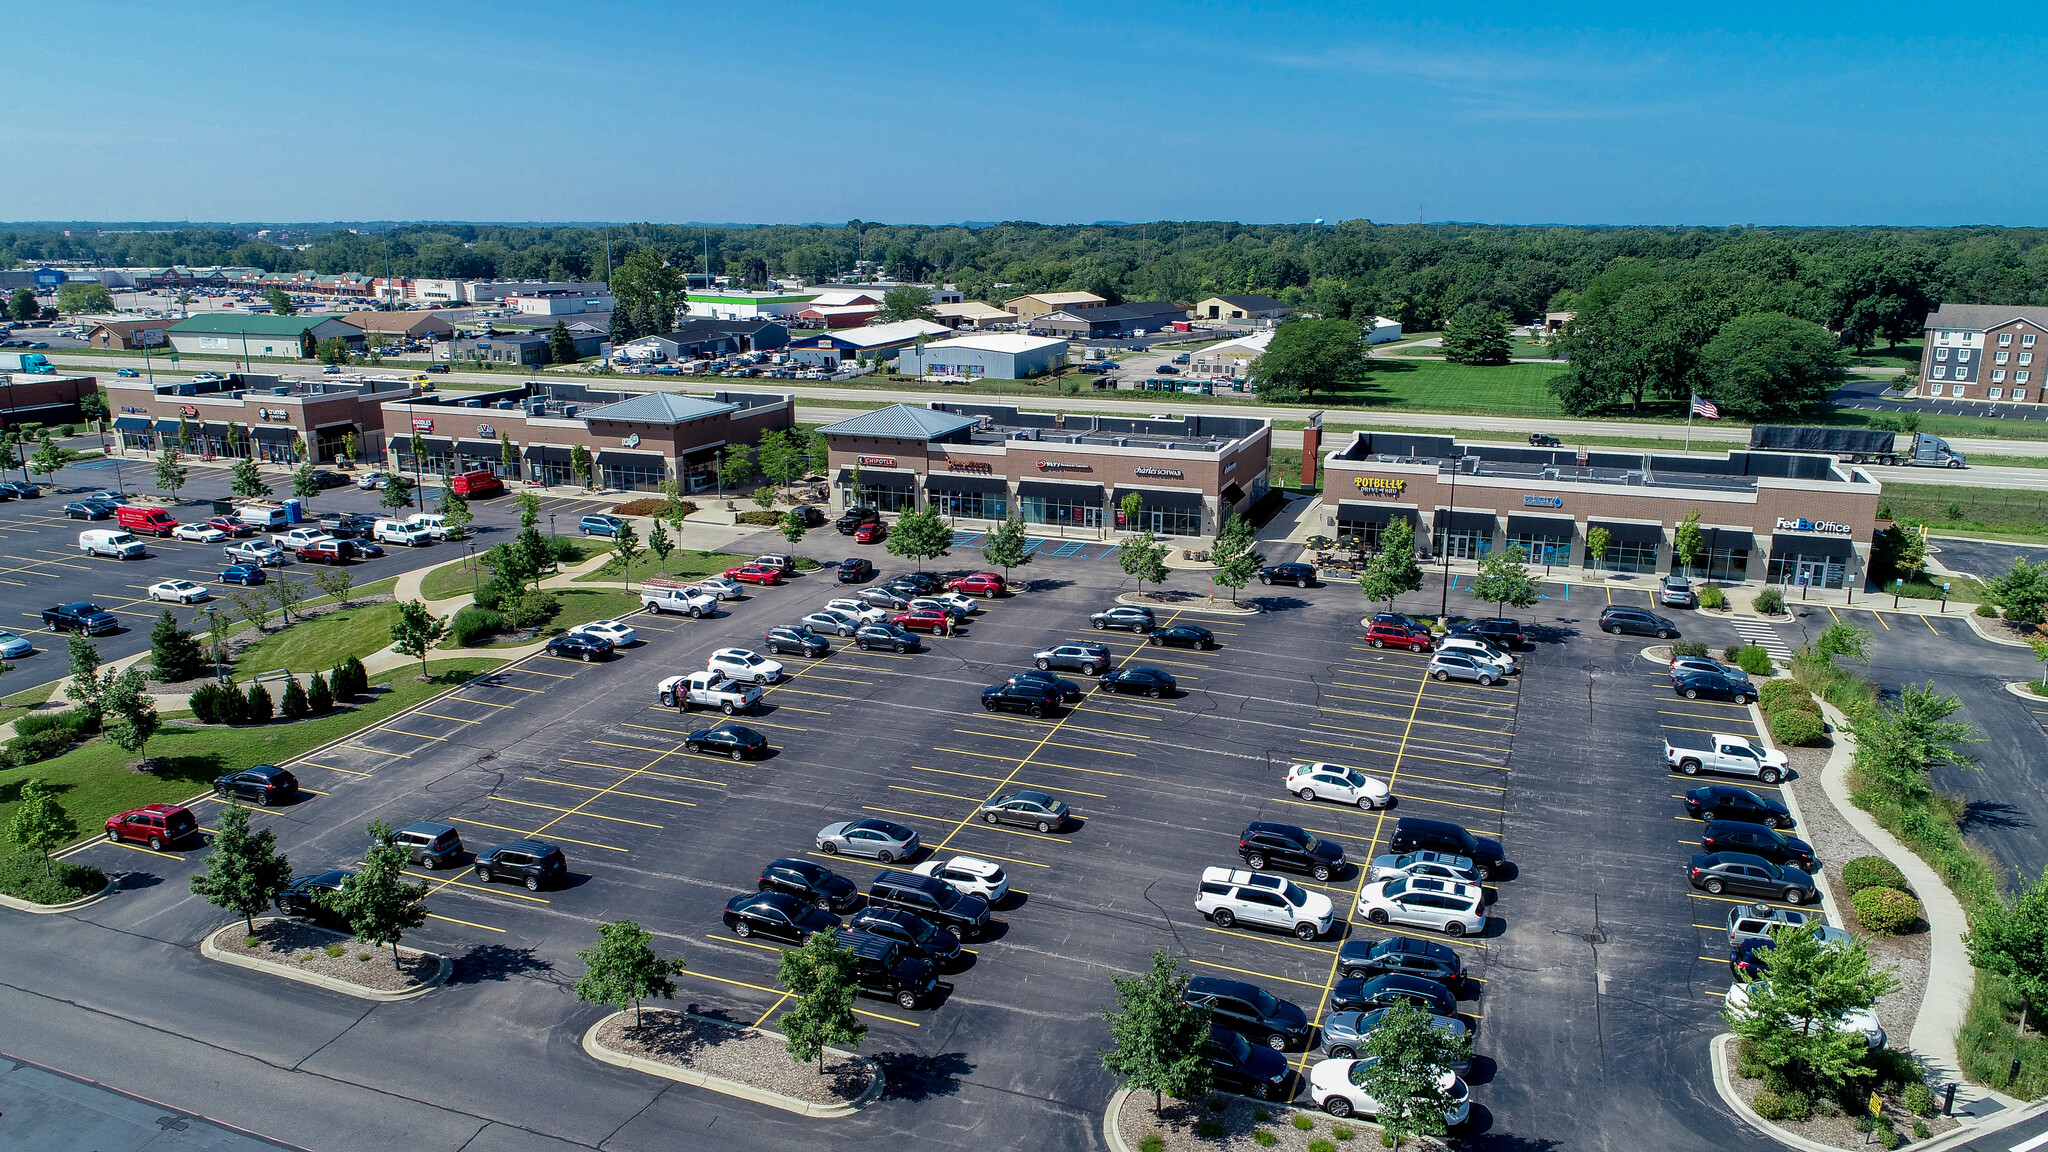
{"left": 1327, "top": 359, "right": 1573, "bottom": 417}
{"left": 1879, "top": 483, "right": 2048, "bottom": 543}
{"left": 420, "top": 557, "right": 490, "bottom": 601}
{"left": 1844, "top": 340, "right": 1923, "bottom": 369}
{"left": 0, "top": 682, "right": 59, "bottom": 728}
{"left": 545, "top": 588, "right": 640, "bottom": 631}
{"left": 235, "top": 599, "right": 403, "bottom": 673}
{"left": 572, "top": 548, "right": 756, "bottom": 586}
{"left": 0, "top": 658, "right": 504, "bottom": 853}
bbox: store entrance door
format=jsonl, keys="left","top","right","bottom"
{"left": 1794, "top": 559, "right": 1827, "bottom": 588}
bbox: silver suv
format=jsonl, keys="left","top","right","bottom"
{"left": 1726, "top": 903, "right": 1821, "bottom": 948}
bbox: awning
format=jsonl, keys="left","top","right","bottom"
{"left": 250, "top": 425, "right": 299, "bottom": 442}
{"left": 1433, "top": 508, "right": 1500, "bottom": 534}
{"left": 837, "top": 466, "right": 919, "bottom": 487}
{"left": 152, "top": 419, "right": 184, "bottom": 437}
{"left": 1699, "top": 528, "right": 1756, "bottom": 551}
{"left": 599, "top": 448, "right": 668, "bottom": 461}
{"left": 1505, "top": 513, "right": 1576, "bottom": 537}
{"left": 925, "top": 472, "right": 1010, "bottom": 495}
{"left": 1769, "top": 532, "right": 1854, "bottom": 559}
{"left": 1017, "top": 478, "right": 1105, "bottom": 502}
{"left": 455, "top": 440, "right": 502, "bottom": 459}
{"left": 523, "top": 444, "right": 574, "bottom": 463}
{"left": 1115, "top": 486, "right": 1204, "bottom": 512}
{"left": 1221, "top": 483, "right": 1246, "bottom": 504}
{"left": 112, "top": 416, "right": 150, "bottom": 432}
{"left": 1335, "top": 501, "right": 1420, "bottom": 526}
{"left": 1588, "top": 519, "right": 1663, "bottom": 545}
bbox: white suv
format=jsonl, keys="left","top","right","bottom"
{"left": 1356, "top": 875, "right": 1487, "bottom": 938}
{"left": 1196, "top": 867, "right": 1335, "bottom": 941}
{"left": 707, "top": 647, "right": 783, "bottom": 685}
{"left": 823, "top": 597, "right": 888, "bottom": 625}
{"left": 912, "top": 855, "right": 1009, "bottom": 902}
{"left": 1437, "top": 636, "right": 1516, "bottom": 675}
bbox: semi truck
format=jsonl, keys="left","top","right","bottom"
{"left": 1746, "top": 426, "right": 1966, "bottom": 468}
{"left": 0, "top": 352, "right": 55, "bottom": 374}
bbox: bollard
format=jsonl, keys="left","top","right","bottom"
{"left": 2010, "top": 1057, "right": 2022, "bottom": 1086}
{"left": 1943, "top": 1083, "right": 1956, "bottom": 1115}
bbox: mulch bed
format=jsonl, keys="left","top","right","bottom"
{"left": 216, "top": 920, "right": 440, "bottom": 992}
{"left": 594, "top": 1010, "right": 869, "bottom": 1106}
{"left": 1115, "top": 1093, "right": 1448, "bottom": 1152}
{"left": 1722, "top": 1037, "right": 1959, "bottom": 1148}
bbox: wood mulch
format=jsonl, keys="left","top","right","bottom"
{"left": 217, "top": 920, "right": 440, "bottom": 992}
{"left": 594, "top": 1010, "right": 869, "bottom": 1106}
{"left": 1115, "top": 1093, "right": 1448, "bottom": 1152}
{"left": 1722, "top": 1038, "right": 1959, "bottom": 1149}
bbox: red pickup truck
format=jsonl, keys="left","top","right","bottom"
{"left": 449, "top": 469, "right": 504, "bottom": 497}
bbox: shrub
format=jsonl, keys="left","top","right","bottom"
{"left": 1252, "top": 1108, "right": 1271, "bottom": 1122}
{"left": 1254, "top": 1133, "right": 1277, "bottom": 1148}
{"left": 1734, "top": 645, "right": 1776, "bottom": 677}
{"left": 325, "top": 942, "right": 346, "bottom": 958}
{"left": 1913, "top": 1120, "right": 1930, "bottom": 1141}
{"left": 307, "top": 672, "right": 333, "bottom": 714}
{"left": 0, "top": 852, "right": 106, "bottom": 904}
{"left": 447, "top": 605, "right": 506, "bottom": 647}
{"left": 736, "top": 510, "right": 780, "bottom": 526}
{"left": 1293, "top": 1115, "right": 1314, "bottom": 1131}
{"left": 1205, "top": 1095, "right": 1226, "bottom": 1111}
{"left": 1760, "top": 680, "right": 1816, "bottom": 715}
{"left": 610, "top": 498, "right": 668, "bottom": 516}
{"left": 1671, "top": 639, "right": 1708, "bottom": 659}
{"left": 280, "top": 677, "right": 309, "bottom": 720}
{"left": 1139, "top": 1136, "right": 1164, "bottom": 1152}
{"left": 1975, "top": 602, "right": 1999, "bottom": 618}
{"left": 1331, "top": 1125, "right": 1354, "bottom": 1141}
{"left": 1308, "top": 1141, "right": 1335, "bottom": 1152}
{"left": 1842, "top": 855, "right": 1909, "bottom": 895}
{"left": 516, "top": 589, "right": 560, "bottom": 626}
{"left": 243, "top": 681, "right": 273, "bottom": 724}
{"left": 1780, "top": 1091, "right": 1812, "bottom": 1122}
{"left": 1196, "top": 1119, "right": 1225, "bottom": 1138}
{"left": 1699, "top": 583, "right": 1727, "bottom": 610}
{"left": 1876, "top": 1124, "right": 1902, "bottom": 1149}
{"left": 1852, "top": 1115, "right": 1874, "bottom": 1133}
{"left": 548, "top": 536, "right": 583, "bottom": 563}
{"left": 1902, "top": 1081, "right": 1935, "bottom": 1117}
{"left": 1854, "top": 886, "right": 1920, "bottom": 933}
{"left": 15, "top": 707, "right": 99, "bottom": 740}
{"left": 189, "top": 681, "right": 231, "bottom": 724}
{"left": 4, "top": 727, "right": 75, "bottom": 766}
{"left": 1769, "top": 707, "right": 1828, "bottom": 747}
{"left": 1754, "top": 587, "right": 1786, "bottom": 615}
{"left": 336, "top": 656, "right": 368, "bottom": 699}
{"left": 1751, "top": 1090, "right": 1787, "bottom": 1120}
{"left": 1724, "top": 643, "right": 1748, "bottom": 662}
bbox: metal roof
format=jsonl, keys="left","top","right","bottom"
{"left": 817, "top": 403, "right": 979, "bottom": 440}
{"left": 576, "top": 392, "right": 741, "bottom": 424}
{"left": 168, "top": 313, "right": 349, "bottom": 335}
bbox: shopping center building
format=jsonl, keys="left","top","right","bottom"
{"left": 819, "top": 402, "right": 1270, "bottom": 537}
{"left": 107, "top": 372, "right": 417, "bottom": 463}
{"left": 1320, "top": 431, "right": 1883, "bottom": 589}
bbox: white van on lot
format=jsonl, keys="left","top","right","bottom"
{"left": 404, "top": 513, "right": 450, "bottom": 539}
{"left": 79, "top": 529, "right": 146, "bottom": 559}
{"left": 375, "top": 518, "right": 435, "bottom": 546}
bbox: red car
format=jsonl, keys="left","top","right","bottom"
{"left": 208, "top": 515, "right": 256, "bottom": 537}
{"left": 892, "top": 610, "right": 952, "bottom": 634}
{"left": 854, "top": 521, "right": 886, "bottom": 544}
{"left": 724, "top": 565, "right": 784, "bottom": 585}
{"left": 948, "top": 572, "right": 1006, "bottom": 597}
{"left": 297, "top": 541, "right": 351, "bottom": 565}
{"left": 104, "top": 803, "right": 199, "bottom": 851}
{"left": 1364, "top": 621, "right": 1433, "bottom": 652}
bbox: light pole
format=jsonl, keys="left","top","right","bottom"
{"left": 1438, "top": 458, "right": 1463, "bottom": 618}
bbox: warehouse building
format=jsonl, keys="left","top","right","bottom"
{"left": 786, "top": 320, "right": 952, "bottom": 368}
{"left": 1002, "top": 291, "right": 1105, "bottom": 324}
{"left": 820, "top": 402, "right": 1270, "bottom": 538}
{"left": 1032, "top": 301, "right": 1189, "bottom": 339}
{"left": 619, "top": 320, "right": 789, "bottom": 362}
{"left": 1319, "top": 431, "right": 1883, "bottom": 589}
{"left": 684, "top": 289, "right": 822, "bottom": 321}
{"left": 895, "top": 334, "right": 1069, "bottom": 380}
{"left": 932, "top": 301, "right": 1015, "bottom": 330}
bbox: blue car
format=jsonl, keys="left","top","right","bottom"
{"left": 0, "top": 630, "right": 33, "bottom": 658}
{"left": 219, "top": 564, "right": 268, "bottom": 586}
{"left": 117, "top": 367, "right": 140, "bottom": 377}
{"left": 579, "top": 514, "right": 625, "bottom": 538}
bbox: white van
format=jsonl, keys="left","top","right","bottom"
{"left": 404, "top": 513, "right": 450, "bottom": 540}
{"left": 80, "top": 529, "right": 146, "bottom": 559}
{"left": 236, "top": 503, "right": 290, "bottom": 530}
{"left": 375, "top": 518, "right": 434, "bottom": 546}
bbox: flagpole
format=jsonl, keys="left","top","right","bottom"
{"left": 1685, "top": 395, "right": 1694, "bottom": 453}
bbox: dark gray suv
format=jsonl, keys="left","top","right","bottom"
{"left": 391, "top": 821, "right": 463, "bottom": 869}
{"left": 868, "top": 870, "right": 990, "bottom": 939}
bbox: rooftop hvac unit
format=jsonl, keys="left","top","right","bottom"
{"left": 1540, "top": 467, "right": 1559, "bottom": 480}
{"left": 1161, "top": 441, "right": 1175, "bottom": 450}
{"left": 496, "top": 400, "right": 516, "bottom": 409}
{"left": 1112, "top": 437, "right": 1128, "bottom": 447}
{"left": 1069, "top": 434, "right": 1083, "bottom": 444}
{"left": 270, "top": 386, "right": 291, "bottom": 395}
{"left": 174, "top": 384, "right": 194, "bottom": 395}
{"left": 561, "top": 405, "right": 578, "bottom": 417}
{"left": 1011, "top": 430, "right": 1030, "bottom": 441}
{"left": 1623, "top": 470, "right": 1645, "bottom": 485}
{"left": 464, "top": 399, "right": 482, "bottom": 408}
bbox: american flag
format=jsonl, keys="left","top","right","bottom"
{"left": 1691, "top": 396, "right": 1720, "bottom": 419}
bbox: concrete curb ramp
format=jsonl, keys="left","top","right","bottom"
{"left": 200, "top": 917, "right": 451, "bottom": 1002}
{"left": 0, "top": 873, "right": 116, "bottom": 915}
{"left": 1114, "top": 591, "right": 1262, "bottom": 617}
{"left": 581, "top": 1009, "right": 884, "bottom": 1118}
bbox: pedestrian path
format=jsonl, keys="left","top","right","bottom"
{"left": 1728, "top": 614, "right": 1794, "bottom": 661}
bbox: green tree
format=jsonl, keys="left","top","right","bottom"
{"left": 500, "top": 430, "right": 517, "bottom": 476}
{"left": 611, "top": 518, "right": 642, "bottom": 590}
{"left": 1725, "top": 922, "right": 1899, "bottom": 1097}
{"left": 1359, "top": 517, "right": 1425, "bottom": 612}
{"left": 548, "top": 320, "right": 578, "bottom": 365}
{"left": 327, "top": 819, "right": 430, "bottom": 968}
{"left": 2028, "top": 634, "right": 2048, "bottom": 688}
{"left": 28, "top": 432, "right": 64, "bottom": 481}
{"left": 777, "top": 928, "right": 867, "bottom": 1072}
{"left": 751, "top": 484, "right": 777, "bottom": 510}
{"left": 149, "top": 608, "right": 205, "bottom": 682}
{"left": 575, "top": 919, "right": 682, "bottom": 1029}
{"left": 1698, "top": 312, "right": 1848, "bottom": 421}
{"left": 317, "top": 336, "right": 351, "bottom": 366}
{"left": 1966, "top": 867, "right": 2048, "bottom": 1035}
{"left": 1100, "top": 949, "right": 1213, "bottom": 1114}
{"left": 756, "top": 429, "right": 802, "bottom": 491}
{"left": 1248, "top": 317, "right": 1366, "bottom": 401}
{"left": 1551, "top": 275, "right": 1727, "bottom": 414}
{"left": 438, "top": 488, "right": 472, "bottom": 540}
{"left": 291, "top": 461, "right": 321, "bottom": 504}
{"left": 100, "top": 666, "right": 160, "bottom": 756}
{"left": 79, "top": 389, "right": 109, "bottom": 426}
{"left": 886, "top": 506, "right": 953, "bottom": 571}
{"left": 878, "top": 285, "right": 936, "bottom": 322}
{"left": 1812, "top": 622, "right": 1871, "bottom": 666}
{"left": 981, "top": 515, "right": 1033, "bottom": 584}
{"left": 1674, "top": 509, "right": 1705, "bottom": 575}
{"left": 155, "top": 447, "right": 187, "bottom": 500}
{"left": 231, "top": 456, "right": 271, "bottom": 498}
{"left": 266, "top": 573, "right": 306, "bottom": 626}
{"left": 56, "top": 282, "right": 116, "bottom": 314}
{"left": 313, "top": 566, "right": 356, "bottom": 608}
{"left": 1468, "top": 545, "right": 1540, "bottom": 616}
{"left": 379, "top": 471, "right": 414, "bottom": 512}
{"left": 718, "top": 446, "right": 756, "bottom": 493}
{"left": 1988, "top": 557, "right": 2048, "bottom": 625}
{"left": 7, "top": 778, "right": 78, "bottom": 877}
{"left": 7, "top": 287, "right": 38, "bottom": 321}
{"left": 175, "top": 416, "right": 193, "bottom": 451}
{"left": 570, "top": 443, "right": 593, "bottom": 490}
{"left": 608, "top": 249, "right": 684, "bottom": 321}
{"left": 778, "top": 510, "right": 807, "bottom": 546}
{"left": 1585, "top": 525, "right": 1612, "bottom": 574}
{"left": 1847, "top": 681, "right": 1982, "bottom": 804}
{"left": 1209, "top": 514, "right": 1263, "bottom": 603}
{"left": 1353, "top": 1001, "right": 1475, "bottom": 1145}
{"left": 647, "top": 519, "right": 675, "bottom": 573}
{"left": 806, "top": 429, "right": 831, "bottom": 476}
{"left": 263, "top": 288, "right": 296, "bottom": 316}
{"left": 1439, "top": 303, "right": 1513, "bottom": 366}
{"left": 389, "top": 600, "right": 447, "bottom": 676}
{"left": 65, "top": 630, "right": 104, "bottom": 720}
{"left": 1118, "top": 530, "right": 1170, "bottom": 594}
{"left": 186, "top": 804, "right": 293, "bottom": 932}
{"left": 516, "top": 489, "right": 542, "bottom": 529}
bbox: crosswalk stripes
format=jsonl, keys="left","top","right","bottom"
{"left": 1729, "top": 616, "right": 1793, "bottom": 661}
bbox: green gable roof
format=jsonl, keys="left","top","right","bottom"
{"left": 169, "top": 313, "right": 345, "bottom": 336}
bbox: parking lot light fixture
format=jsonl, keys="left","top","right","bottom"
{"left": 1894, "top": 580, "right": 1902, "bottom": 609}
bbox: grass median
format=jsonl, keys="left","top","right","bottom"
{"left": 1880, "top": 483, "right": 2048, "bottom": 544}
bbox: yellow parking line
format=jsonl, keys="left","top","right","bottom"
{"left": 1186, "top": 957, "right": 1331, "bottom": 990}
{"left": 1201, "top": 927, "right": 1337, "bottom": 956}
{"left": 416, "top": 711, "right": 484, "bottom": 724}
{"left": 1393, "top": 794, "right": 1506, "bottom": 814}
{"left": 1297, "top": 738, "right": 1509, "bottom": 772}
{"left": 490, "top": 796, "right": 662, "bottom": 828}
{"left": 1073, "top": 706, "right": 1164, "bottom": 723}
{"left": 767, "top": 687, "right": 856, "bottom": 701}
{"left": 102, "top": 840, "right": 182, "bottom": 859}
{"left": 381, "top": 728, "right": 448, "bottom": 742}
{"left": 911, "top": 765, "right": 1108, "bottom": 798}
{"left": 526, "top": 777, "right": 697, "bottom": 807}
{"left": 482, "top": 681, "right": 547, "bottom": 693}
{"left": 711, "top": 933, "right": 786, "bottom": 955}
{"left": 560, "top": 758, "right": 727, "bottom": 787}
{"left": 298, "top": 761, "right": 371, "bottom": 777}
{"left": 460, "top": 696, "right": 520, "bottom": 706}
{"left": 889, "top": 784, "right": 983, "bottom": 804}
{"left": 456, "top": 818, "right": 628, "bottom": 853}
{"left": 506, "top": 666, "right": 574, "bottom": 679}
{"left": 1920, "top": 614, "right": 1936, "bottom": 635}
{"left": 862, "top": 804, "right": 958, "bottom": 825}
{"left": 1312, "top": 722, "right": 1507, "bottom": 752}
{"left": 403, "top": 871, "right": 550, "bottom": 902}
{"left": 794, "top": 672, "right": 874, "bottom": 686}
{"left": 934, "top": 746, "right": 1125, "bottom": 776}
{"left": 426, "top": 911, "right": 506, "bottom": 933}
{"left": 688, "top": 971, "right": 919, "bottom": 1026}
{"left": 754, "top": 992, "right": 794, "bottom": 1028}
{"left": 951, "top": 729, "right": 1139, "bottom": 757}
{"left": 342, "top": 744, "right": 411, "bottom": 758}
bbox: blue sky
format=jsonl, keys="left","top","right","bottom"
{"left": 7, "top": 0, "right": 2043, "bottom": 226}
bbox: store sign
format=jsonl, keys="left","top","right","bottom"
{"left": 1035, "top": 459, "right": 1091, "bottom": 472}
{"left": 858, "top": 455, "right": 897, "bottom": 466}
{"left": 944, "top": 455, "right": 993, "bottom": 473}
{"left": 622, "top": 433, "right": 641, "bottom": 448}
{"left": 259, "top": 408, "right": 289, "bottom": 421}
{"left": 411, "top": 417, "right": 435, "bottom": 432}
{"left": 1523, "top": 495, "right": 1564, "bottom": 508}
{"left": 1352, "top": 476, "right": 1406, "bottom": 497}
{"left": 477, "top": 424, "right": 495, "bottom": 438}
{"left": 1776, "top": 516, "right": 1853, "bottom": 536}
{"left": 178, "top": 405, "right": 199, "bottom": 417}
{"left": 1133, "top": 467, "right": 1184, "bottom": 478}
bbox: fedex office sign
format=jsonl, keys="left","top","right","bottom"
{"left": 1776, "top": 517, "right": 1852, "bottom": 536}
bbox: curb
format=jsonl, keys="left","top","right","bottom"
{"left": 1966, "top": 612, "right": 2036, "bottom": 649}
{"left": 580, "top": 1009, "right": 883, "bottom": 1118}
{"left": 0, "top": 872, "right": 116, "bottom": 915}
{"left": 1743, "top": 702, "right": 1843, "bottom": 927}
{"left": 2005, "top": 681, "right": 2048, "bottom": 701}
{"left": 1114, "top": 592, "right": 1263, "bottom": 616}
{"left": 1709, "top": 1032, "right": 1849, "bottom": 1152}
{"left": 1103, "top": 1086, "right": 1135, "bottom": 1152}
{"left": 199, "top": 918, "right": 450, "bottom": 1002}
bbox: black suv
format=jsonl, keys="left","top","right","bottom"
{"left": 849, "top": 906, "right": 962, "bottom": 966}
{"left": 868, "top": 870, "right": 990, "bottom": 938}
{"left": 981, "top": 680, "right": 1060, "bottom": 718}
{"left": 836, "top": 557, "right": 874, "bottom": 583}
{"left": 759, "top": 857, "right": 861, "bottom": 912}
{"left": 855, "top": 622, "right": 920, "bottom": 652}
{"left": 764, "top": 625, "right": 829, "bottom": 657}
{"left": 1449, "top": 617, "right": 1528, "bottom": 650}
{"left": 1329, "top": 972, "right": 1458, "bottom": 1017}
{"left": 1238, "top": 822, "right": 1347, "bottom": 882}
{"left": 1683, "top": 785, "right": 1792, "bottom": 829}
{"left": 838, "top": 929, "right": 941, "bottom": 1009}
{"left": 212, "top": 765, "right": 299, "bottom": 806}
{"left": 1389, "top": 817, "right": 1504, "bottom": 880}
{"left": 1182, "top": 975, "right": 1312, "bottom": 1051}
{"left": 1258, "top": 562, "right": 1317, "bottom": 588}
{"left": 836, "top": 508, "right": 880, "bottom": 535}
{"left": 275, "top": 869, "right": 353, "bottom": 927}
{"left": 1338, "top": 935, "right": 1465, "bottom": 985}
{"left": 1598, "top": 605, "right": 1678, "bottom": 638}
{"left": 474, "top": 840, "right": 568, "bottom": 890}
{"left": 724, "top": 890, "right": 840, "bottom": 942}
{"left": 1702, "top": 820, "right": 1815, "bottom": 870}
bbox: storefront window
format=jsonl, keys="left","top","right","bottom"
{"left": 1122, "top": 506, "right": 1203, "bottom": 537}
{"left": 931, "top": 490, "right": 1007, "bottom": 520}
{"left": 1588, "top": 539, "right": 1659, "bottom": 574}
{"left": 843, "top": 481, "right": 916, "bottom": 513}
{"left": 1506, "top": 532, "right": 1572, "bottom": 567}
{"left": 600, "top": 459, "right": 666, "bottom": 492}
{"left": 1431, "top": 529, "right": 1494, "bottom": 562}
{"left": 1678, "top": 547, "right": 1751, "bottom": 583}
{"left": 1019, "top": 494, "right": 1103, "bottom": 529}
{"left": 1766, "top": 551, "right": 1847, "bottom": 590}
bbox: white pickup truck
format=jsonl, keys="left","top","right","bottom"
{"left": 656, "top": 671, "right": 763, "bottom": 715}
{"left": 224, "top": 540, "right": 286, "bottom": 566}
{"left": 640, "top": 579, "right": 718, "bottom": 618}
{"left": 273, "top": 527, "right": 335, "bottom": 551}
{"left": 1664, "top": 734, "right": 1787, "bottom": 784}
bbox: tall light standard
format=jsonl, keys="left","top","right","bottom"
{"left": 1438, "top": 456, "right": 1466, "bottom": 618}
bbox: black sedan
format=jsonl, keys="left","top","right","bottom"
{"left": 1338, "top": 936, "right": 1466, "bottom": 985}
{"left": 1330, "top": 972, "right": 1459, "bottom": 1017}
{"left": 837, "top": 557, "right": 874, "bottom": 583}
{"left": 888, "top": 572, "right": 943, "bottom": 596}
{"left": 854, "top": 622, "right": 919, "bottom": 652}
{"left": 1687, "top": 851, "right": 1817, "bottom": 904}
{"left": 1702, "top": 820, "right": 1815, "bottom": 870}
{"left": 1008, "top": 669, "right": 1082, "bottom": 702}
{"left": 64, "top": 500, "right": 113, "bottom": 520}
{"left": 1201, "top": 1027, "right": 1293, "bottom": 1101}
{"left": 686, "top": 723, "right": 769, "bottom": 760}
{"left": 723, "top": 890, "right": 839, "bottom": 943}
{"left": 275, "top": 869, "right": 353, "bottom": 926}
{"left": 1258, "top": 563, "right": 1317, "bottom": 588}
{"left": 1097, "top": 667, "right": 1176, "bottom": 698}
{"left": 1673, "top": 668, "right": 1756, "bottom": 704}
{"left": 1150, "top": 623, "right": 1215, "bottom": 649}
{"left": 1684, "top": 785, "right": 1792, "bottom": 829}
{"left": 213, "top": 765, "right": 299, "bottom": 806}
{"left": 1447, "top": 617, "right": 1528, "bottom": 650}
{"left": 759, "top": 858, "right": 861, "bottom": 913}
{"left": 544, "top": 632, "right": 614, "bottom": 662}
{"left": 0, "top": 481, "right": 39, "bottom": 498}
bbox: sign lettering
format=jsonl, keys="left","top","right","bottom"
{"left": 622, "top": 433, "right": 641, "bottom": 448}
{"left": 858, "top": 455, "right": 897, "bottom": 467}
{"left": 1035, "top": 459, "right": 1091, "bottom": 472}
{"left": 1523, "top": 495, "right": 1563, "bottom": 508}
{"left": 477, "top": 424, "right": 495, "bottom": 438}
{"left": 1353, "top": 476, "right": 1406, "bottom": 497}
{"left": 1132, "top": 467, "right": 1184, "bottom": 478}
{"left": 944, "top": 456, "right": 993, "bottom": 473}
{"left": 259, "top": 408, "right": 289, "bottom": 421}
{"left": 411, "top": 417, "right": 435, "bottom": 432}
{"left": 1776, "top": 516, "right": 1852, "bottom": 536}
{"left": 179, "top": 405, "right": 199, "bottom": 417}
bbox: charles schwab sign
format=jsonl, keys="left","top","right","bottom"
{"left": 1132, "top": 466, "right": 1184, "bottom": 479}
{"left": 1777, "top": 516, "right": 1853, "bottom": 536}
{"left": 259, "top": 408, "right": 290, "bottom": 421}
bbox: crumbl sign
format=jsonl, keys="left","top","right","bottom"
{"left": 1777, "top": 517, "right": 1853, "bottom": 536}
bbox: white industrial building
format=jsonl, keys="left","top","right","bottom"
{"left": 895, "top": 333, "right": 1070, "bottom": 380}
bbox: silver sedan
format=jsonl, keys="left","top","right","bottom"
{"left": 815, "top": 818, "right": 921, "bottom": 862}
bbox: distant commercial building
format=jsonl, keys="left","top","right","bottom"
{"left": 1033, "top": 301, "right": 1189, "bottom": 340}
{"left": 1364, "top": 316, "right": 1404, "bottom": 344}
{"left": 506, "top": 287, "right": 615, "bottom": 316}
{"left": 787, "top": 320, "right": 952, "bottom": 369}
{"left": 85, "top": 319, "right": 175, "bottom": 350}
{"left": 166, "top": 313, "right": 362, "bottom": 359}
{"left": 337, "top": 311, "right": 457, "bottom": 341}
{"left": 1190, "top": 330, "right": 1272, "bottom": 379}
{"left": 436, "top": 328, "right": 605, "bottom": 367}
{"left": 107, "top": 372, "right": 416, "bottom": 462}
{"left": 684, "top": 290, "right": 822, "bottom": 321}
{"left": 796, "top": 304, "right": 880, "bottom": 329}
{"left": 932, "top": 301, "right": 1014, "bottom": 330}
{"left": 1917, "top": 303, "right": 2048, "bottom": 405}
{"left": 810, "top": 282, "right": 963, "bottom": 305}
{"left": 619, "top": 320, "right": 789, "bottom": 361}
{"left": 895, "top": 334, "right": 1069, "bottom": 380}
{"left": 0, "top": 373, "right": 101, "bottom": 431}
{"left": 1003, "top": 291, "right": 1106, "bottom": 323}
{"left": 1193, "top": 294, "right": 1289, "bottom": 325}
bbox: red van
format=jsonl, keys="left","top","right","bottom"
{"left": 115, "top": 505, "right": 179, "bottom": 537}
{"left": 449, "top": 469, "right": 504, "bottom": 497}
